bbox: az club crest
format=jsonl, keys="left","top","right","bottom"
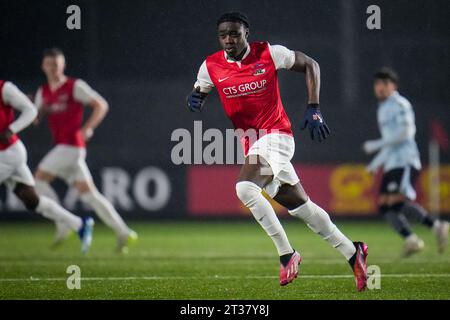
{"left": 253, "top": 63, "right": 266, "bottom": 76}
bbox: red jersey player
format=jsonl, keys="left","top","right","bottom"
{"left": 0, "top": 80, "right": 94, "bottom": 253}
{"left": 33, "top": 48, "right": 137, "bottom": 253}
{"left": 187, "top": 12, "right": 368, "bottom": 291}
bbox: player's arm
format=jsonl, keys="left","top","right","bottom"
{"left": 0, "top": 82, "right": 38, "bottom": 143}
{"left": 270, "top": 44, "right": 329, "bottom": 141}
{"left": 363, "top": 105, "right": 415, "bottom": 154}
{"left": 290, "top": 51, "right": 320, "bottom": 104}
{"left": 186, "top": 60, "right": 213, "bottom": 112}
{"left": 291, "top": 51, "right": 330, "bottom": 141}
{"left": 74, "top": 79, "right": 109, "bottom": 141}
{"left": 32, "top": 87, "right": 48, "bottom": 125}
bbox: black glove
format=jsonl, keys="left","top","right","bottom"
{"left": 301, "top": 104, "right": 331, "bottom": 142}
{"left": 186, "top": 88, "right": 207, "bottom": 112}
{"left": 0, "top": 128, "right": 14, "bottom": 144}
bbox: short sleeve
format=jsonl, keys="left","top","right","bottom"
{"left": 2, "top": 82, "right": 37, "bottom": 133}
{"left": 268, "top": 44, "right": 296, "bottom": 70}
{"left": 194, "top": 60, "right": 214, "bottom": 93}
{"left": 73, "top": 79, "right": 103, "bottom": 105}
{"left": 34, "top": 87, "right": 43, "bottom": 109}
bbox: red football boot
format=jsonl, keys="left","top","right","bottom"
{"left": 279, "top": 251, "right": 301, "bottom": 286}
{"left": 350, "top": 242, "right": 368, "bottom": 292}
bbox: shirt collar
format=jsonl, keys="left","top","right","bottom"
{"left": 224, "top": 45, "right": 251, "bottom": 64}
{"left": 390, "top": 90, "right": 399, "bottom": 98}
{"left": 380, "top": 90, "right": 399, "bottom": 105}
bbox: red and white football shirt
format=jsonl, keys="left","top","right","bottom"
{"left": 194, "top": 41, "right": 296, "bottom": 154}
{"left": 35, "top": 78, "right": 101, "bottom": 148}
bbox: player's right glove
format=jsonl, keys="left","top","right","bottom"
{"left": 301, "top": 104, "right": 331, "bottom": 142}
{"left": 0, "top": 128, "right": 13, "bottom": 144}
{"left": 186, "top": 88, "right": 206, "bottom": 112}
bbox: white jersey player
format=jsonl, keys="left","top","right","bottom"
{"left": 363, "top": 67, "right": 448, "bottom": 256}
{"left": 0, "top": 80, "right": 93, "bottom": 253}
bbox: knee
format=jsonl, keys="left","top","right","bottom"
{"left": 236, "top": 181, "right": 262, "bottom": 206}
{"left": 378, "top": 199, "right": 405, "bottom": 216}
{"left": 34, "top": 170, "right": 54, "bottom": 182}
{"left": 24, "top": 195, "right": 40, "bottom": 211}
{"left": 74, "top": 181, "right": 93, "bottom": 194}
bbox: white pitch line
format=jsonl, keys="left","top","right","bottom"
{"left": 0, "top": 273, "right": 450, "bottom": 282}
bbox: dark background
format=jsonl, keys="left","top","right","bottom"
{"left": 0, "top": 0, "right": 449, "bottom": 218}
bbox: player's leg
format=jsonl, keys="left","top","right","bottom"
{"left": 72, "top": 160, "right": 137, "bottom": 252}
{"left": 35, "top": 169, "right": 59, "bottom": 202}
{"left": 380, "top": 167, "right": 448, "bottom": 254}
{"left": 274, "top": 182, "right": 357, "bottom": 260}
{"left": 5, "top": 142, "right": 80, "bottom": 231}
{"left": 8, "top": 141, "right": 94, "bottom": 253}
{"left": 272, "top": 180, "right": 368, "bottom": 291}
{"left": 35, "top": 146, "right": 73, "bottom": 243}
{"left": 381, "top": 193, "right": 425, "bottom": 257}
{"left": 34, "top": 146, "right": 66, "bottom": 203}
{"left": 14, "top": 182, "right": 94, "bottom": 254}
{"left": 402, "top": 200, "right": 449, "bottom": 253}
{"left": 236, "top": 155, "right": 294, "bottom": 257}
{"left": 379, "top": 194, "right": 414, "bottom": 238}
{"left": 35, "top": 169, "right": 72, "bottom": 246}
{"left": 377, "top": 168, "right": 424, "bottom": 256}
{"left": 236, "top": 154, "right": 300, "bottom": 286}
{"left": 14, "top": 182, "right": 81, "bottom": 231}
{"left": 398, "top": 168, "right": 449, "bottom": 253}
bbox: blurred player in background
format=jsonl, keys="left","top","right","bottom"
{"left": 33, "top": 48, "right": 137, "bottom": 253}
{"left": 0, "top": 80, "right": 94, "bottom": 253}
{"left": 363, "top": 67, "right": 449, "bottom": 257}
{"left": 187, "top": 12, "right": 368, "bottom": 291}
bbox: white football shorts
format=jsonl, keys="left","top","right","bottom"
{"left": 246, "top": 133, "right": 300, "bottom": 197}
{"left": 0, "top": 140, "right": 35, "bottom": 190}
{"left": 37, "top": 144, "right": 93, "bottom": 184}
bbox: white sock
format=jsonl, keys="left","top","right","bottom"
{"left": 35, "top": 196, "right": 82, "bottom": 231}
{"left": 236, "top": 181, "right": 293, "bottom": 256}
{"left": 289, "top": 198, "right": 356, "bottom": 260}
{"left": 80, "top": 191, "right": 130, "bottom": 236}
{"left": 35, "top": 180, "right": 60, "bottom": 203}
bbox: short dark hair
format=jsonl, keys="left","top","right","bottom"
{"left": 43, "top": 47, "right": 65, "bottom": 58}
{"left": 217, "top": 12, "right": 250, "bottom": 29}
{"left": 374, "top": 67, "right": 399, "bottom": 84}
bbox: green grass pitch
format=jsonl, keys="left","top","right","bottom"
{"left": 0, "top": 220, "right": 449, "bottom": 299}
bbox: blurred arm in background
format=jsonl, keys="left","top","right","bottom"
{"left": 74, "top": 79, "right": 109, "bottom": 142}
{"left": 0, "top": 82, "right": 37, "bottom": 143}
{"left": 363, "top": 104, "right": 416, "bottom": 154}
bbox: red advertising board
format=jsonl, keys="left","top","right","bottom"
{"left": 187, "top": 164, "right": 450, "bottom": 217}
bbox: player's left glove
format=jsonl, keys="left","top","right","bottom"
{"left": 0, "top": 128, "right": 14, "bottom": 144}
{"left": 301, "top": 104, "right": 330, "bottom": 142}
{"left": 186, "top": 88, "right": 207, "bottom": 113}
